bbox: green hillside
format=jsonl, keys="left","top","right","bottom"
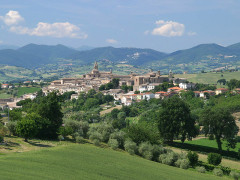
{"left": 0, "top": 144, "right": 225, "bottom": 180}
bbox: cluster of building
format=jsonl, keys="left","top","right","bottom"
{"left": 43, "top": 62, "right": 186, "bottom": 94}
{"left": 101, "top": 87, "right": 238, "bottom": 106}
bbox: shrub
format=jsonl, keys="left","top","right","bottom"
{"left": 58, "top": 135, "right": 64, "bottom": 141}
{"left": 138, "top": 142, "right": 153, "bottom": 160}
{"left": 175, "top": 159, "right": 189, "bottom": 169}
{"left": 213, "top": 168, "right": 223, "bottom": 177}
{"left": 110, "top": 130, "right": 126, "bottom": 148}
{"left": 230, "top": 171, "right": 240, "bottom": 180}
{"left": 93, "top": 139, "right": 101, "bottom": 146}
{"left": 208, "top": 153, "right": 222, "bottom": 166}
{"left": 76, "top": 136, "right": 85, "bottom": 144}
{"left": 196, "top": 166, "right": 206, "bottom": 173}
{"left": 187, "top": 151, "right": 199, "bottom": 167}
{"left": 89, "top": 132, "right": 103, "bottom": 142}
{"left": 95, "top": 123, "right": 114, "bottom": 142}
{"left": 180, "top": 159, "right": 189, "bottom": 169}
{"left": 124, "top": 139, "right": 138, "bottom": 155}
{"left": 159, "top": 152, "right": 178, "bottom": 166}
{"left": 152, "top": 145, "right": 166, "bottom": 161}
{"left": 108, "top": 139, "right": 119, "bottom": 150}
{"left": 6, "top": 121, "right": 17, "bottom": 136}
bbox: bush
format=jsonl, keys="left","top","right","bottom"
{"left": 208, "top": 153, "right": 222, "bottom": 166}
{"left": 187, "top": 151, "right": 199, "bottom": 167}
{"left": 175, "top": 159, "right": 189, "bottom": 169}
{"left": 138, "top": 142, "right": 153, "bottom": 160}
{"left": 89, "top": 132, "right": 103, "bottom": 142}
{"left": 180, "top": 159, "right": 189, "bottom": 169}
{"left": 110, "top": 130, "right": 126, "bottom": 148}
{"left": 76, "top": 136, "right": 85, "bottom": 144}
{"left": 159, "top": 152, "right": 178, "bottom": 166}
{"left": 152, "top": 145, "right": 166, "bottom": 161}
{"left": 6, "top": 121, "right": 17, "bottom": 136}
{"left": 124, "top": 139, "right": 138, "bottom": 155}
{"left": 230, "top": 171, "right": 240, "bottom": 180}
{"left": 196, "top": 166, "right": 206, "bottom": 173}
{"left": 58, "top": 135, "right": 64, "bottom": 141}
{"left": 108, "top": 139, "right": 119, "bottom": 150}
{"left": 93, "top": 139, "right": 101, "bottom": 146}
{"left": 213, "top": 168, "right": 223, "bottom": 177}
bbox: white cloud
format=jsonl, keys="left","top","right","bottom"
{"left": 0, "top": 40, "right": 3, "bottom": 44}
{"left": 9, "top": 22, "right": 88, "bottom": 39}
{"left": 188, "top": 31, "right": 197, "bottom": 36}
{"left": 106, "top": 39, "right": 118, "bottom": 44}
{"left": 152, "top": 20, "right": 185, "bottom": 37}
{"left": 0, "top": 10, "right": 24, "bottom": 26}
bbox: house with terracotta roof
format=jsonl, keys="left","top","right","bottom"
{"left": 167, "top": 87, "right": 184, "bottom": 92}
{"left": 155, "top": 91, "right": 167, "bottom": 99}
{"left": 193, "top": 91, "right": 201, "bottom": 97}
{"left": 200, "top": 90, "right": 215, "bottom": 98}
{"left": 215, "top": 88, "right": 228, "bottom": 95}
{"left": 1, "top": 84, "right": 9, "bottom": 89}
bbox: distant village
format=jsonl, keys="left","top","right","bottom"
{"left": 1, "top": 62, "right": 240, "bottom": 109}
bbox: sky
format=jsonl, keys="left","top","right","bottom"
{"left": 0, "top": 0, "right": 240, "bottom": 52}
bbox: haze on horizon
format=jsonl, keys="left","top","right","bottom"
{"left": 0, "top": 0, "right": 240, "bottom": 53}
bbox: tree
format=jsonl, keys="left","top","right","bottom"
{"left": 112, "top": 78, "right": 119, "bottom": 88}
{"left": 157, "top": 95, "right": 198, "bottom": 143}
{"left": 16, "top": 118, "right": 38, "bottom": 142}
{"left": 201, "top": 107, "right": 239, "bottom": 151}
{"left": 33, "top": 92, "right": 63, "bottom": 139}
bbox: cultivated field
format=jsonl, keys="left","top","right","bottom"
{"left": 174, "top": 71, "right": 240, "bottom": 84}
{"left": 0, "top": 142, "right": 225, "bottom": 180}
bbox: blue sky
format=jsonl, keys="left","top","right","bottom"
{"left": 0, "top": 0, "right": 240, "bottom": 52}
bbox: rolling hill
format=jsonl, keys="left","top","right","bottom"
{"left": 0, "top": 144, "right": 224, "bottom": 180}
{"left": 69, "top": 46, "right": 167, "bottom": 65}
{"left": 0, "top": 43, "right": 240, "bottom": 72}
{"left": 163, "top": 43, "right": 235, "bottom": 64}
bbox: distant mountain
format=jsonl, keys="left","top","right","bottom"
{"left": 18, "top": 44, "right": 78, "bottom": 61}
{"left": 227, "top": 42, "right": 240, "bottom": 53}
{"left": 0, "top": 45, "right": 19, "bottom": 50}
{"left": 76, "top": 45, "right": 95, "bottom": 51}
{"left": 0, "top": 49, "right": 45, "bottom": 67}
{"left": 69, "top": 46, "right": 167, "bottom": 65}
{"left": 162, "top": 43, "right": 235, "bottom": 64}
{"left": 0, "top": 43, "right": 240, "bottom": 70}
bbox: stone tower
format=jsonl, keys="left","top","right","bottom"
{"left": 94, "top": 61, "right": 98, "bottom": 70}
{"left": 169, "top": 70, "right": 173, "bottom": 78}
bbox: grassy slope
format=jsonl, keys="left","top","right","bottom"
{"left": 0, "top": 144, "right": 225, "bottom": 180}
{"left": 174, "top": 71, "right": 240, "bottom": 84}
{"left": 185, "top": 138, "right": 240, "bottom": 152}
{"left": 16, "top": 87, "right": 41, "bottom": 97}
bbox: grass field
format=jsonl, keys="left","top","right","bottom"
{"left": 0, "top": 93, "right": 12, "bottom": 99}
{"left": 185, "top": 138, "right": 240, "bottom": 152}
{"left": 174, "top": 71, "right": 240, "bottom": 84}
{"left": 16, "top": 87, "right": 41, "bottom": 97}
{"left": 0, "top": 143, "right": 225, "bottom": 180}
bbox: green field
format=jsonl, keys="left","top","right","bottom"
{"left": 174, "top": 71, "right": 240, "bottom": 84}
{"left": 16, "top": 87, "right": 41, "bottom": 97}
{"left": 185, "top": 138, "right": 240, "bottom": 152}
{"left": 0, "top": 93, "right": 12, "bottom": 99}
{"left": 0, "top": 144, "right": 225, "bottom": 180}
